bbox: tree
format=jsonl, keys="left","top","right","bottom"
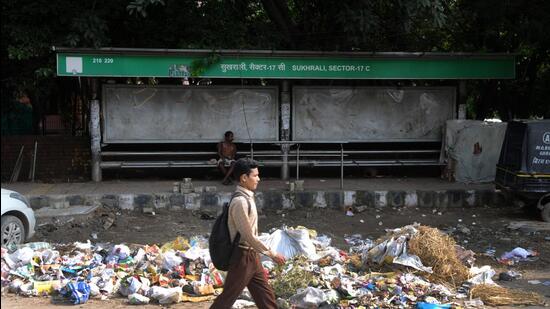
{"left": 1, "top": 0, "right": 548, "bottom": 130}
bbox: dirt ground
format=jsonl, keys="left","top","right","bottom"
{"left": 3, "top": 205, "right": 550, "bottom": 308}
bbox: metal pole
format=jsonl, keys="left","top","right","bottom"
{"left": 280, "top": 80, "right": 290, "bottom": 180}
{"left": 281, "top": 144, "right": 289, "bottom": 180}
{"left": 296, "top": 144, "right": 300, "bottom": 180}
{"left": 32, "top": 141, "right": 37, "bottom": 181}
{"left": 89, "top": 78, "right": 102, "bottom": 182}
{"left": 250, "top": 143, "right": 254, "bottom": 160}
{"left": 340, "top": 143, "right": 344, "bottom": 189}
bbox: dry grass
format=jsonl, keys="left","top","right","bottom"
{"left": 471, "top": 284, "right": 545, "bottom": 306}
{"left": 407, "top": 225, "right": 469, "bottom": 287}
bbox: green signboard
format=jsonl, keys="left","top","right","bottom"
{"left": 57, "top": 52, "right": 515, "bottom": 79}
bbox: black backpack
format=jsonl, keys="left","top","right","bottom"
{"left": 209, "top": 192, "right": 251, "bottom": 271}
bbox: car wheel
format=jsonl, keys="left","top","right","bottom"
{"left": 542, "top": 202, "right": 550, "bottom": 222}
{"left": 1, "top": 215, "right": 25, "bottom": 247}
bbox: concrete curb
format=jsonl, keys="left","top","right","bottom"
{"left": 28, "top": 189, "right": 505, "bottom": 212}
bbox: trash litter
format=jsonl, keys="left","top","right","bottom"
{"left": 463, "top": 298, "right": 484, "bottom": 308}
{"left": 289, "top": 287, "right": 327, "bottom": 308}
{"left": 232, "top": 299, "right": 256, "bottom": 308}
{"left": 498, "top": 247, "right": 538, "bottom": 265}
{"left": 1, "top": 225, "right": 545, "bottom": 308}
{"left": 468, "top": 266, "right": 496, "bottom": 285}
{"left": 60, "top": 280, "right": 91, "bottom": 304}
{"left": 416, "top": 302, "right": 451, "bottom": 309}
{"left": 34, "top": 280, "right": 61, "bottom": 295}
{"left": 128, "top": 293, "right": 150, "bottom": 305}
{"left": 498, "top": 270, "right": 522, "bottom": 281}
{"left": 261, "top": 227, "right": 318, "bottom": 260}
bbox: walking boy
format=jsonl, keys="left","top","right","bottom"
{"left": 211, "top": 158, "right": 285, "bottom": 309}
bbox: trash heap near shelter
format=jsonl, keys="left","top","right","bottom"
{"left": 1, "top": 224, "right": 544, "bottom": 308}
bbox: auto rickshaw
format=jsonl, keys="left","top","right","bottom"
{"left": 495, "top": 120, "right": 550, "bottom": 221}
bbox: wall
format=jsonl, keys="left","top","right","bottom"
{"left": 293, "top": 86, "right": 456, "bottom": 141}
{"left": 445, "top": 120, "right": 508, "bottom": 183}
{"left": 1, "top": 136, "right": 90, "bottom": 182}
{"left": 102, "top": 85, "right": 279, "bottom": 143}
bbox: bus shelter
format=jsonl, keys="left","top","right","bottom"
{"left": 54, "top": 48, "right": 515, "bottom": 184}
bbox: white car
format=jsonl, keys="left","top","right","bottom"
{"left": 1, "top": 188, "right": 36, "bottom": 247}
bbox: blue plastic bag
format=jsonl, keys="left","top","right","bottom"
{"left": 61, "top": 281, "right": 91, "bottom": 304}
{"left": 416, "top": 303, "right": 451, "bottom": 309}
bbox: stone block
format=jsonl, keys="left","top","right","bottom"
{"left": 417, "top": 191, "right": 436, "bottom": 208}
{"left": 387, "top": 191, "right": 406, "bottom": 208}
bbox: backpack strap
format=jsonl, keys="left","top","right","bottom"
{"left": 230, "top": 192, "right": 251, "bottom": 216}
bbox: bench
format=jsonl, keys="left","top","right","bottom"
{"left": 99, "top": 141, "right": 444, "bottom": 188}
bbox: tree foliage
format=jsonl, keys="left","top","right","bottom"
{"left": 1, "top": 0, "right": 548, "bottom": 128}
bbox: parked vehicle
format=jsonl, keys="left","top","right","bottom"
{"left": 495, "top": 120, "right": 550, "bottom": 221}
{"left": 1, "top": 188, "right": 36, "bottom": 247}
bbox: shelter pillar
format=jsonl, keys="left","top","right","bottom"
{"left": 89, "top": 78, "right": 102, "bottom": 182}
{"left": 458, "top": 80, "right": 467, "bottom": 119}
{"left": 280, "top": 80, "right": 291, "bottom": 180}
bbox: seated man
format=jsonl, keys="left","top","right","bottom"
{"left": 217, "top": 131, "right": 237, "bottom": 185}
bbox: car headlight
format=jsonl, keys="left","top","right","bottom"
{"left": 10, "top": 192, "right": 31, "bottom": 208}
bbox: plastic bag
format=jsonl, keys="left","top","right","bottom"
{"left": 468, "top": 265, "right": 496, "bottom": 285}
{"left": 34, "top": 280, "right": 61, "bottom": 295}
{"left": 61, "top": 281, "right": 91, "bottom": 304}
{"left": 159, "top": 286, "right": 182, "bottom": 305}
{"left": 9, "top": 247, "right": 34, "bottom": 265}
{"left": 232, "top": 299, "right": 256, "bottom": 308}
{"left": 262, "top": 229, "right": 301, "bottom": 260}
{"left": 128, "top": 293, "right": 150, "bottom": 305}
{"left": 416, "top": 303, "right": 451, "bottom": 309}
{"left": 162, "top": 251, "right": 183, "bottom": 270}
{"left": 367, "top": 239, "right": 389, "bottom": 264}
{"left": 112, "top": 244, "right": 131, "bottom": 259}
{"left": 393, "top": 245, "right": 433, "bottom": 273}
{"left": 262, "top": 228, "right": 318, "bottom": 260}
{"left": 9, "top": 278, "right": 24, "bottom": 293}
{"left": 40, "top": 249, "right": 60, "bottom": 264}
{"left": 289, "top": 287, "right": 327, "bottom": 308}
{"left": 183, "top": 246, "right": 207, "bottom": 261}
{"left": 312, "top": 235, "right": 332, "bottom": 249}
{"left": 160, "top": 237, "right": 190, "bottom": 253}
{"left": 500, "top": 247, "right": 534, "bottom": 260}
{"left": 119, "top": 276, "right": 142, "bottom": 296}
{"left": 148, "top": 286, "right": 182, "bottom": 304}
{"left": 286, "top": 228, "right": 319, "bottom": 260}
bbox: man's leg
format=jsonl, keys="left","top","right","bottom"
{"left": 219, "top": 162, "right": 230, "bottom": 184}
{"left": 210, "top": 249, "right": 255, "bottom": 309}
{"left": 222, "top": 162, "right": 235, "bottom": 184}
{"left": 246, "top": 253, "right": 278, "bottom": 309}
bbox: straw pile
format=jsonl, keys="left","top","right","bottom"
{"left": 471, "top": 284, "right": 545, "bottom": 306}
{"left": 271, "top": 256, "right": 316, "bottom": 298}
{"left": 407, "top": 225, "right": 469, "bottom": 286}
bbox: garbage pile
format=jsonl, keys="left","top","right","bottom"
{"left": 1, "top": 224, "right": 545, "bottom": 308}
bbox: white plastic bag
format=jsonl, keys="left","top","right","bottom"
{"left": 119, "top": 276, "right": 142, "bottom": 296}
{"left": 392, "top": 244, "right": 433, "bottom": 273}
{"left": 147, "top": 286, "right": 182, "bottom": 304}
{"left": 262, "top": 229, "right": 301, "bottom": 260}
{"left": 289, "top": 287, "right": 327, "bottom": 308}
{"left": 162, "top": 251, "right": 183, "bottom": 270}
{"left": 9, "top": 247, "right": 34, "bottom": 265}
{"left": 286, "top": 229, "right": 319, "bottom": 260}
{"left": 128, "top": 293, "right": 150, "bottom": 305}
{"left": 468, "top": 265, "right": 496, "bottom": 285}
{"left": 262, "top": 228, "right": 318, "bottom": 260}
{"left": 232, "top": 299, "right": 256, "bottom": 308}
{"left": 159, "top": 287, "right": 182, "bottom": 304}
